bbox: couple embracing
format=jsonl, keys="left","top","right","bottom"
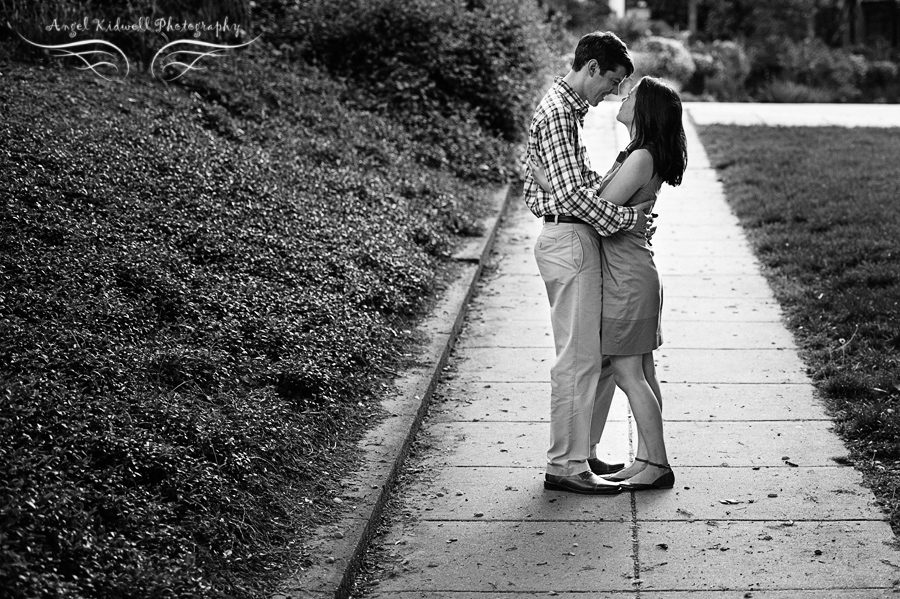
{"left": 525, "top": 31, "right": 688, "bottom": 495}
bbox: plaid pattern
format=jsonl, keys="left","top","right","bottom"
{"left": 524, "top": 77, "right": 637, "bottom": 235}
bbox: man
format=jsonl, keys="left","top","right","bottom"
{"left": 524, "top": 31, "right": 651, "bottom": 495}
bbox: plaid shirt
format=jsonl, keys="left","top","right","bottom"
{"left": 524, "top": 77, "right": 637, "bottom": 235}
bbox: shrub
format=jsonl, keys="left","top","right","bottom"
{"left": 603, "top": 12, "right": 675, "bottom": 45}
{"left": 689, "top": 39, "right": 750, "bottom": 101}
{"left": 791, "top": 41, "right": 865, "bottom": 101}
{"left": 756, "top": 79, "right": 836, "bottom": 103}
{"left": 866, "top": 60, "right": 900, "bottom": 87}
{"left": 863, "top": 60, "right": 900, "bottom": 102}
{"left": 541, "top": 0, "right": 612, "bottom": 37}
{"left": 1, "top": 2, "right": 560, "bottom": 595}
{"left": 749, "top": 37, "right": 864, "bottom": 103}
{"left": 0, "top": 6, "right": 535, "bottom": 592}
{"left": 252, "top": 0, "right": 552, "bottom": 142}
{"left": 701, "top": 0, "right": 815, "bottom": 43}
{"left": 632, "top": 35, "right": 695, "bottom": 90}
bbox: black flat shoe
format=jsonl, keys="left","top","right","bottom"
{"left": 588, "top": 458, "right": 625, "bottom": 475}
{"left": 544, "top": 471, "right": 622, "bottom": 495}
{"left": 603, "top": 457, "right": 647, "bottom": 482}
{"left": 619, "top": 460, "right": 675, "bottom": 491}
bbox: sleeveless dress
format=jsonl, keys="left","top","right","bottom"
{"left": 599, "top": 148, "right": 664, "bottom": 356}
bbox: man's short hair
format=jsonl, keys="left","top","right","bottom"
{"left": 572, "top": 31, "right": 633, "bottom": 77}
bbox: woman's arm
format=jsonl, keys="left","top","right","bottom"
{"left": 531, "top": 149, "right": 654, "bottom": 206}
{"left": 529, "top": 157, "right": 552, "bottom": 192}
{"left": 531, "top": 112, "right": 637, "bottom": 236}
{"left": 598, "top": 149, "right": 654, "bottom": 206}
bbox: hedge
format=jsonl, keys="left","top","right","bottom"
{"left": 0, "top": 1, "right": 555, "bottom": 596}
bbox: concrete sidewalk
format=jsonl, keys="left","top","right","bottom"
{"left": 359, "top": 103, "right": 900, "bottom": 598}
{"left": 683, "top": 101, "right": 900, "bottom": 127}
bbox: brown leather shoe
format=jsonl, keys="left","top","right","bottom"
{"left": 544, "top": 471, "right": 622, "bottom": 495}
{"left": 588, "top": 458, "right": 625, "bottom": 475}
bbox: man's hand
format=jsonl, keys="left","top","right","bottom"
{"left": 632, "top": 200, "right": 654, "bottom": 236}
{"left": 645, "top": 212, "right": 658, "bottom": 246}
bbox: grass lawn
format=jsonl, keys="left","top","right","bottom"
{"left": 697, "top": 125, "right": 900, "bottom": 531}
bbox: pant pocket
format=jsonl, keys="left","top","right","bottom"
{"left": 536, "top": 230, "right": 581, "bottom": 272}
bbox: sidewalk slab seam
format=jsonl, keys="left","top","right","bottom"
{"left": 351, "top": 101, "right": 900, "bottom": 598}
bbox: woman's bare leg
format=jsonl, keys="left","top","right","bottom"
{"left": 628, "top": 352, "right": 665, "bottom": 474}
{"left": 643, "top": 352, "right": 663, "bottom": 410}
{"left": 610, "top": 353, "right": 669, "bottom": 483}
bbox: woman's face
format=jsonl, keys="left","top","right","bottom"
{"left": 616, "top": 83, "right": 638, "bottom": 128}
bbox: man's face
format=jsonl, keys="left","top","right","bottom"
{"left": 586, "top": 63, "right": 629, "bottom": 107}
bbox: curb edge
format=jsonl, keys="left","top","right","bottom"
{"left": 275, "top": 182, "right": 515, "bottom": 599}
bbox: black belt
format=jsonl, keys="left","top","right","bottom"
{"left": 544, "top": 215, "right": 587, "bottom": 225}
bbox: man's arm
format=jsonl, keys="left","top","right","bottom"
{"left": 537, "top": 111, "right": 639, "bottom": 236}
{"left": 531, "top": 151, "right": 651, "bottom": 236}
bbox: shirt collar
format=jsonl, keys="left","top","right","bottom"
{"left": 554, "top": 76, "right": 589, "bottom": 121}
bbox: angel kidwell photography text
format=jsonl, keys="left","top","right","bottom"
{"left": 10, "top": 11, "right": 257, "bottom": 81}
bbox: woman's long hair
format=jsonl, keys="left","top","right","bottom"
{"left": 627, "top": 77, "right": 687, "bottom": 187}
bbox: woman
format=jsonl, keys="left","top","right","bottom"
{"left": 532, "top": 76, "right": 687, "bottom": 490}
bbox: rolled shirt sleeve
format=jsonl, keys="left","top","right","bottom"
{"left": 535, "top": 115, "right": 638, "bottom": 236}
{"left": 525, "top": 78, "right": 639, "bottom": 237}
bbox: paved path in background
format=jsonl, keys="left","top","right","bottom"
{"left": 684, "top": 101, "right": 900, "bottom": 127}
{"left": 359, "top": 103, "right": 900, "bottom": 598}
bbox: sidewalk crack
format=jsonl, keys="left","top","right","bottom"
{"left": 631, "top": 491, "right": 641, "bottom": 597}
{"left": 627, "top": 404, "right": 642, "bottom": 598}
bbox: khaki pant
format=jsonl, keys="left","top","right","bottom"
{"left": 534, "top": 222, "right": 616, "bottom": 476}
